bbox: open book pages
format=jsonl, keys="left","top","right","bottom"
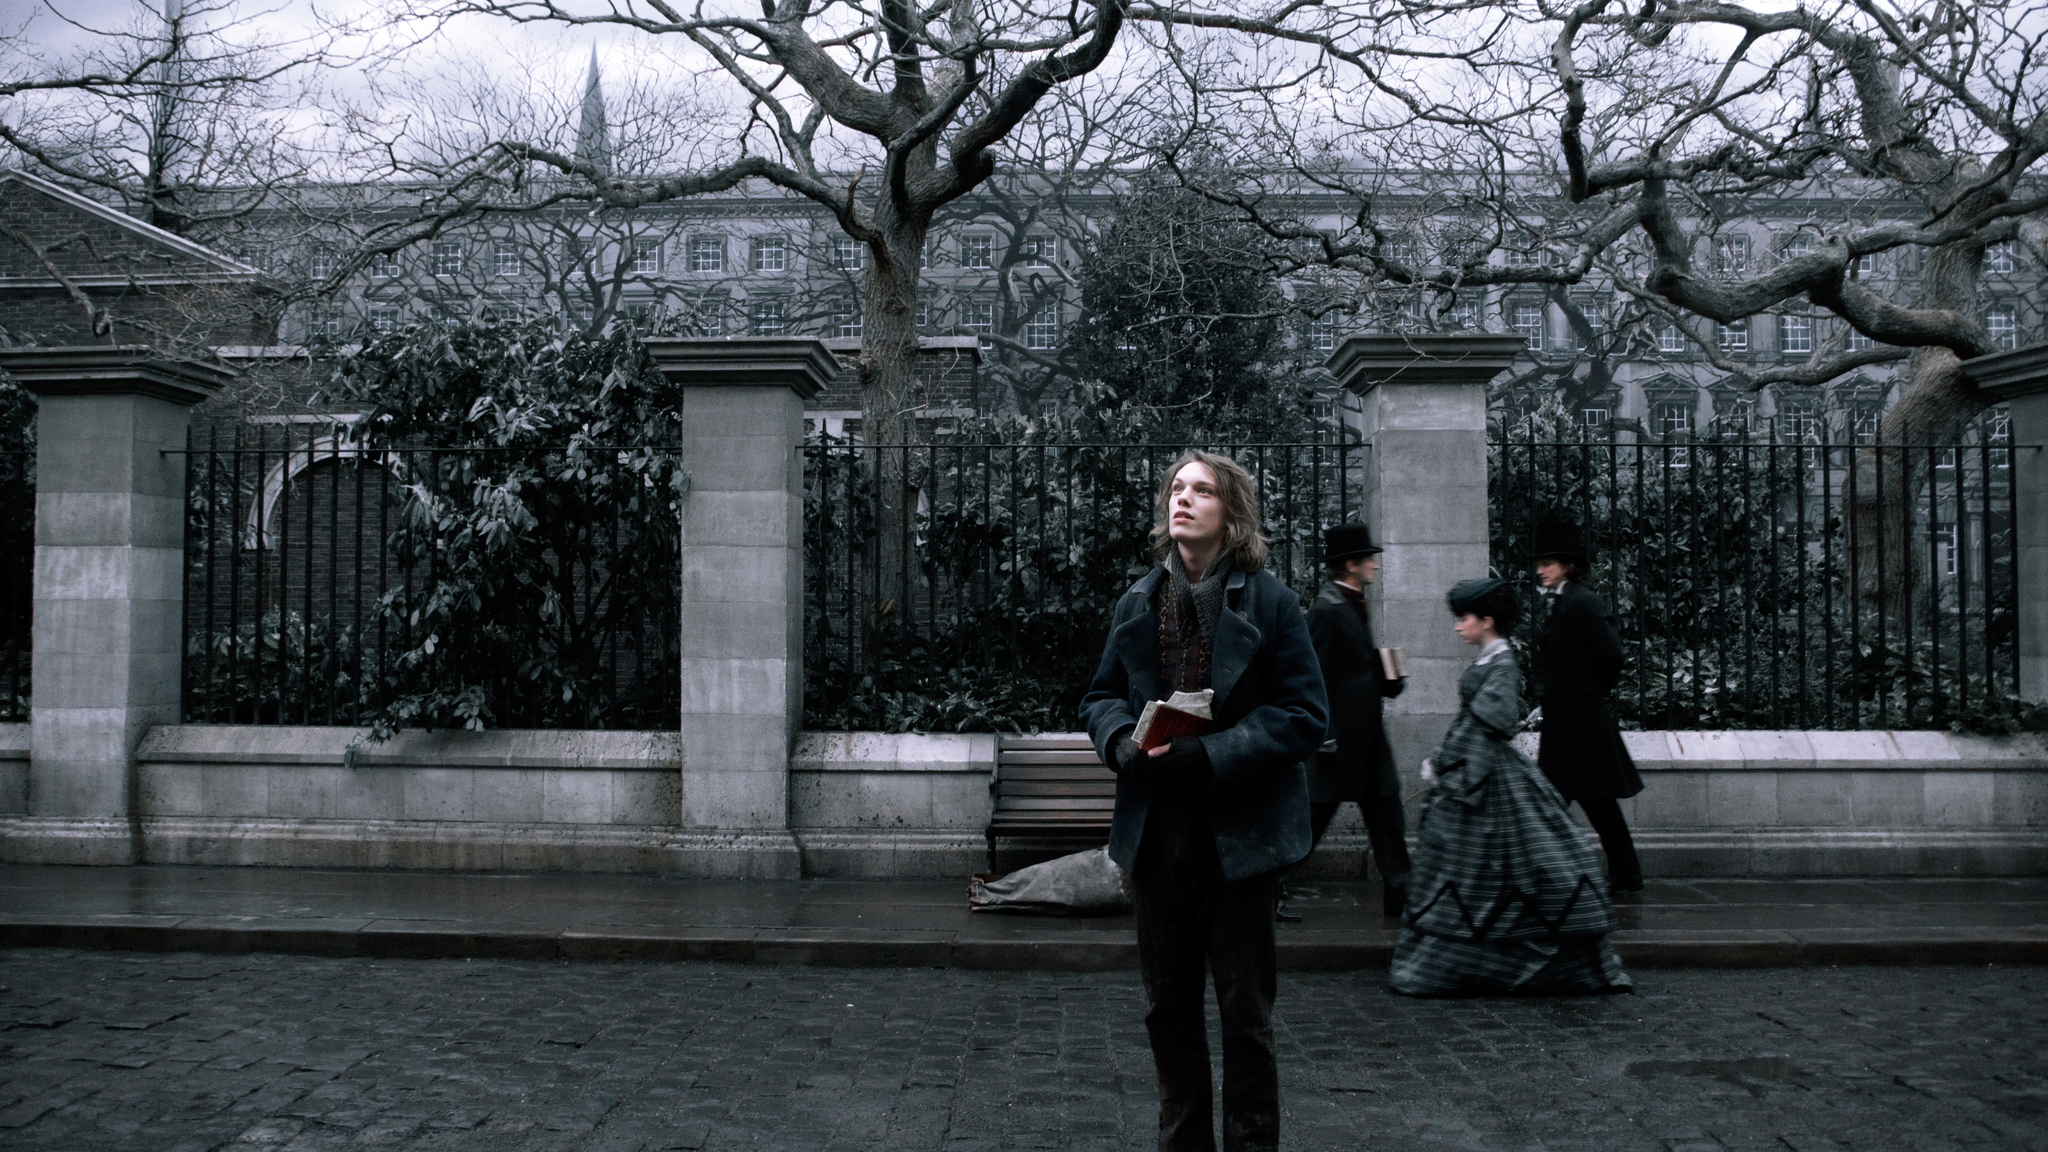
{"left": 1132, "top": 689, "right": 1214, "bottom": 750}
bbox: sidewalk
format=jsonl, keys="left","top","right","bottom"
{"left": 2, "top": 865, "right": 2044, "bottom": 969}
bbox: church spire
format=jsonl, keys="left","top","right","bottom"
{"left": 574, "top": 48, "right": 611, "bottom": 177}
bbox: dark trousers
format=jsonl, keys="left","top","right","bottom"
{"left": 1307, "top": 796, "right": 1411, "bottom": 888}
{"left": 1577, "top": 798, "right": 1641, "bottom": 883}
{"left": 1132, "top": 796, "right": 1281, "bottom": 1152}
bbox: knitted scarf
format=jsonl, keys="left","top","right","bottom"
{"left": 1159, "top": 550, "right": 1232, "bottom": 693}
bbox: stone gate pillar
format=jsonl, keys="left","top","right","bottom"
{"left": 1326, "top": 335, "right": 1525, "bottom": 794}
{"left": 645, "top": 338, "right": 835, "bottom": 878}
{"left": 0, "top": 347, "right": 227, "bottom": 864}
{"left": 1963, "top": 343, "right": 2048, "bottom": 701}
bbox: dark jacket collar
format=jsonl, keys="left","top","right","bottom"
{"left": 1119, "top": 564, "right": 1258, "bottom": 707}
{"left": 1316, "top": 581, "right": 1358, "bottom": 606}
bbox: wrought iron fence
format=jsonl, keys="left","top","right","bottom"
{"left": 0, "top": 449, "right": 29, "bottom": 721}
{"left": 181, "top": 425, "right": 679, "bottom": 729}
{"left": 803, "top": 440, "right": 1367, "bottom": 732}
{"left": 1491, "top": 423, "right": 2018, "bottom": 730}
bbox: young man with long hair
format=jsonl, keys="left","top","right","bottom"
{"left": 1080, "top": 450, "right": 1328, "bottom": 1152}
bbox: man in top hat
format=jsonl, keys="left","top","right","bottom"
{"left": 1297, "top": 521, "right": 1411, "bottom": 919}
{"left": 1531, "top": 517, "right": 1645, "bottom": 892}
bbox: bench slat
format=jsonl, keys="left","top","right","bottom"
{"left": 989, "top": 735, "right": 1120, "bottom": 863}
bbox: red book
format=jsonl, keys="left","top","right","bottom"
{"left": 1133, "top": 699, "right": 1212, "bottom": 750}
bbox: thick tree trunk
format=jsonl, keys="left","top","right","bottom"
{"left": 861, "top": 220, "right": 930, "bottom": 634}
{"left": 1852, "top": 240, "right": 1989, "bottom": 623}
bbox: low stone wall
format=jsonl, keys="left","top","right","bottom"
{"left": 0, "top": 723, "right": 2040, "bottom": 877}
{"left": 0, "top": 724, "right": 26, "bottom": 816}
{"left": 789, "top": 731, "right": 996, "bottom": 878}
{"left": 1599, "top": 730, "right": 2048, "bottom": 876}
{"left": 0, "top": 725, "right": 686, "bottom": 873}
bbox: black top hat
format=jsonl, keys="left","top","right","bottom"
{"left": 1532, "top": 517, "right": 1590, "bottom": 566}
{"left": 1323, "top": 521, "right": 1383, "bottom": 564}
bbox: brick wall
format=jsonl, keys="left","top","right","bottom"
{"left": 812, "top": 337, "right": 981, "bottom": 416}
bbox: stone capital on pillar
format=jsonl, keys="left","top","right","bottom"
{"left": 0, "top": 346, "right": 227, "bottom": 865}
{"left": 643, "top": 337, "right": 838, "bottom": 877}
{"left": 1326, "top": 334, "right": 1524, "bottom": 801}
{"left": 1962, "top": 342, "right": 2048, "bottom": 701}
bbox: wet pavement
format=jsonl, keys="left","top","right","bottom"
{"left": 1, "top": 866, "right": 2044, "bottom": 968}
{"left": 0, "top": 950, "right": 2042, "bottom": 1150}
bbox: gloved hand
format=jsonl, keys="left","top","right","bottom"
{"left": 1520, "top": 706, "right": 1544, "bottom": 732}
{"left": 1143, "top": 736, "right": 1212, "bottom": 782}
{"left": 1113, "top": 732, "right": 1148, "bottom": 775}
{"left": 1419, "top": 758, "right": 1437, "bottom": 784}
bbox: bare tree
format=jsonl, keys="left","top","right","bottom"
{"left": 378, "top": 0, "right": 1142, "bottom": 450}
{"left": 1134, "top": 0, "right": 2046, "bottom": 438}
{"left": 0, "top": 0, "right": 346, "bottom": 343}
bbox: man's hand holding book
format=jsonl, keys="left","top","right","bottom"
{"left": 1114, "top": 690, "right": 1215, "bottom": 782}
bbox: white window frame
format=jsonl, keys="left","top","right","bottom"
{"left": 1985, "top": 242, "right": 2016, "bottom": 274}
{"left": 834, "top": 297, "right": 863, "bottom": 338}
{"left": 369, "top": 306, "right": 400, "bottom": 334}
{"left": 1025, "top": 304, "right": 1060, "bottom": 350}
{"left": 1309, "top": 312, "right": 1339, "bottom": 352}
{"left": 1779, "top": 313, "right": 1813, "bottom": 354}
{"left": 689, "top": 235, "right": 725, "bottom": 273}
{"left": 371, "top": 252, "right": 401, "bottom": 279}
{"left": 630, "top": 243, "right": 661, "bottom": 275}
{"left": 1654, "top": 400, "right": 1693, "bottom": 439}
{"left": 1020, "top": 235, "right": 1057, "bottom": 267}
{"left": 1658, "top": 324, "right": 1686, "bottom": 353}
{"left": 493, "top": 244, "right": 522, "bottom": 278}
{"left": 751, "top": 236, "right": 786, "bottom": 273}
{"left": 832, "top": 236, "right": 865, "bottom": 272}
{"left": 961, "top": 235, "right": 993, "bottom": 269}
{"left": 962, "top": 300, "right": 994, "bottom": 336}
{"left": 1513, "top": 302, "right": 1544, "bottom": 351}
{"left": 1717, "top": 318, "right": 1749, "bottom": 354}
{"left": 1715, "top": 234, "right": 1751, "bottom": 275}
{"left": 308, "top": 248, "right": 336, "bottom": 280}
{"left": 1989, "top": 309, "right": 2018, "bottom": 350}
{"left": 431, "top": 240, "right": 462, "bottom": 278}
{"left": 750, "top": 296, "right": 786, "bottom": 335}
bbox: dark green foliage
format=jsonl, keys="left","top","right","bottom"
{"left": 1069, "top": 179, "right": 1319, "bottom": 444}
{"left": 1491, "top": 403, "right": 2026, "bottom": 733}
{"left": 295, "top": 319, "right": 685, "bottom": 736}
{"left": 805, "top": 418, "right": 1364, "bottom": 733}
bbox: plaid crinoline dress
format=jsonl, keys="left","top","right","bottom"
{"left": 1390, "top": 640, "right": 1632, "bottom": 997}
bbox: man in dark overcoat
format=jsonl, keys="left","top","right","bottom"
{"left": 1531, "top": 518, "right": 1645, "bottom": 892}
{"left": 1081, "top": 449, "right": 1327, "bottom": 1152}
{"left": 1301, "top": 521, "right": 1410, "bottom": 918}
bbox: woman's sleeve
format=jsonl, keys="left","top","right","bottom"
{"left": 1466, "top": 660, "right": 1524, "bottom": 738}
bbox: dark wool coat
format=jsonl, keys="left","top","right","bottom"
{"left": 1080, "top": 566, "right": 1329, "bottom": 881}
{"left": 1533, "top": 581, "right": 1644, "bottom": 801}
{"left": 1305, "top": 583, "right": 1405, "bottom": 802}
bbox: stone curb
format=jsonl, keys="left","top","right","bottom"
{"left": 4, "top": 919, "right": 2043, "bottom": 969}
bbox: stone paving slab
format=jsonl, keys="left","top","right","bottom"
{"left": 0, "top": 865, "right": 2044, "bottom": 968}
{"left": 2, "top": 950, "right": 2045, "bottom": 1150}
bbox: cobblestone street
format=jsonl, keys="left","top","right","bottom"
{"left": 1, "top": 949, "right": 2043, "bottom": 1151}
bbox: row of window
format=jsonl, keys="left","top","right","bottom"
{"left": 1497, "top": 306, "right": 2026, "bottom": 355}
{"left": 284, "top": 232, "right": 2025, "bottom": 285}
{"left": 344, "top": 233, "right": 1064, "bottom": 281}
{"left": 325, "top": 297, "right": 1067, "bottom": 347}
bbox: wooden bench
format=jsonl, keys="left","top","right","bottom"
{"left": 986, "top": 733, "right": 1118, "bottom": 871}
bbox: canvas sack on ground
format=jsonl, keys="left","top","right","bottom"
{"left": 968, "top": 847, "right": 1132, "bottom": 915}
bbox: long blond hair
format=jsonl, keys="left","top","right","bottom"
{"left": 1148, "top": 450, "right": 1268, "bottom": 572}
